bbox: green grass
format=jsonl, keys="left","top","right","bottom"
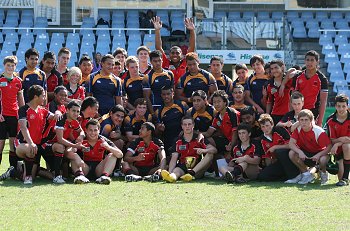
{"left": 0, "top": 107, "right": 347, "bottom": 230}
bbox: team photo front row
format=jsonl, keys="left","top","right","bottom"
{"left": 0, "top": 84, "right": 349, "bottom": 187}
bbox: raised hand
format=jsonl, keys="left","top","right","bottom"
{"left": 184, "top": 18, "right": 195, "bottom": 31}
{"left": 151, "top": 16, "right": 162, "bottom": 30}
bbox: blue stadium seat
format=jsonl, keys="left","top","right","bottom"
{"left": 327, "top": 60, "right": 342, "bottom": 73}
{"left": 315, "top": 12, "right": 328, "bottom": 21}
{"left": 127, "top": 41, "right": 141, "bottom": 56}
{"left": 96, "top": 42, "right": 111, "bottom": 55}
{"left": 66, "top": 42, "right": 79, "bottom": 54}
{"left": 83, "top": 17, "right": 95, "bottom": 25}
{"left": 334, "top": 35, "right": 348, "bottom": 46}
{"left": 67, "top": 33, "right": 80, "bottom": 44}
{"left": 291, "top": 19, "right": 304, "bottom": 28}
{"left": 112, "top": 41, "right": 126, "bottom": 51}
{"left": 319, "top": 34, "right": 333, "bottom": 46}
{"left": 5, "top": 32, "right": 19, "bottom": 43}
{"left": 308, "top": 28, "right": 320, "bottom": 38}
{"left": 51, "top": 33, "right": 65, "bottom": 44}
{"left": 22, "top": 9, "right": 34, "bottom": 17}
{"left": 228, "top": 12, "right": 241, "bottom": 21}
{"left": 242, "top": 12, "right": 255, "bottom": 20}
{"left": 320, "top": 19, "right": 335, "bottom": 29}
{"left": 341, "top": 52, "right": 350, "bottom": 64}
{"left": 49, "top": 42, "right": 63, "bottom": 55}
{"left": 344, "top": 62, "right": 350, "bottom": 74}
{"left": 257, "top": 11, "right": 270, "bottom": 20}
{"left": 214, "top": 11, "right": 227, "bottom": 20}
{"left": 98, "top": 9, "right": 110, "bottom": 22}
{"left": 82, "top": 33, "right": 96, "bottom": 43}
{"left": 330, "top": 70, "right": 345, "bottom": 82}
{"left": 271, "top": 12, "right": 283, "bottom": 21}
{"left": 112, "top": 10, "right": 125, "bottom": 21}
{"left": 301, "top": 11, "right": 313, "bottom": 20}
{"left": 34, "top": 41, "right": 48, "bottom": 53}
{"left": 337, "top": 43, "right": 350, "bottom": 55}
{"left": 335, "top": 19, "right": 349, "bottom": 29}
{"left": 7, "top": 9, "right": 19, "bottom": 20}
{"left": 330, "top": 12, "right": 343, "bottom": 20}
{"left": 97, "top": 33, "right": 111, "bottom": 43}
{"left": 306, "top": 21, "right": 319, "bottom": 29}
{"left": 20, "top": 33, "right": 34, "bottom": 44}
{"left": 324, "top": 51, "right": 338, "bottom": 63}
{"left": 292, "top": 27, "right": 307, "bottom": 38}
{"left": 286, "top": 11, "right": 299, "bottom": 21}
{"left": 17, "top": 41, "right": 31, "bottom": 52}
{"left": 112, "top": 20, "right": 125, "bottom": 28}
{"left": 128, "top": 33, "right": 142, "bottom": 45}
{"left": 36, "top": 33, "right": 50, "bottom": 44}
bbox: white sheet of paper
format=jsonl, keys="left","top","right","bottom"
{"left": 216, "top": 158, "right": 228, "bottom": 177}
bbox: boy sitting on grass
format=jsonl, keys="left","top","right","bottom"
{"left": 219, "top": 123, "right": 262, "bottom": 184}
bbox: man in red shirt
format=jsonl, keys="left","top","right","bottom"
{"left": 286, "top": 109, "right": 331, "bottom": 185}
{"left": 161, "top": 116, "right": 216, "bottom": 183}
{"left": 122, "top": 122, "right": 166, "bottom": 182}
{"left": 326, "top": 94, "right": 350, "bottom": 186}
{"left": 152, "top": 16, "right": 196, "bottom": 85}
{"left": 280, "top": 50, "right": 328, "bottom": 126}
{"left": 15, "top": 85, "right": 59, "bottom": 184}
{"left": 0, "top": 56, "right": 25, "bottom": 180}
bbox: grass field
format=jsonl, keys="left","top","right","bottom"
{"left": 1, "top": 107, "right": 349, "bottom": 230}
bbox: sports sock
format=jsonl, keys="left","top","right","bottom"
{"left": 342, "top": 159, "right": 350, "bottom": 180}
{"left": 9, "top": 151, "right": 18, "bottom": 167}
{"left": 187, "top": 169, "right": 195, "bottom": 176}
{"left": 24, "top": 157, "right": 34, "bottom": 176}
{"left": 54, "top": 152, "right": 64, "bottom": 177}
{"left": 74, "top": 170, "right": 84, "bottom": 177}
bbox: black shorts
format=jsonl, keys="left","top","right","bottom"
{"left": 176, "top": 156, "right": 201, "bottom": 173}
{"left": 36, "top": 143, "right": 54, "bottom": 167}
{"left": 85, "top": 161, "right": 100, "bottom": 180}
{"left": 135, "top": 165, "right": 156, "bottom": 176}
{"left": 212, "top": 136, "right": 229, "bottom": 154}
{"left": 303, "top": 151, "right": 318, "bottom": 167}
{"left": 0, "top": 116, "right": 18, "bottom": 139}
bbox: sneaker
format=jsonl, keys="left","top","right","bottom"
{"left": 235, "top": 176, "right": 247, "bottom": 184}
{"left": 23, "top": 175, "right": 33, "bottom": 185}
{"left": 125, "top": 174, "right": 142, "bottom": 182}
{"left": 336, "top": 179, "right": 349, "bottom": 186}
{"left": 204, "top": 171, "right": 216, "bottom": 178}
{"left": 298, "top": 172, "right": 315, "bottom": 185}
{"left": 53, "top": 175, "right": 66, "bottom": 184}
{"left": 143, "top": 174, "right": 160, "bottom": 182}
{"left": 161, "top": 170, "right": 176, "bottom": 183}
{"left": 113, "top": 170, "right": 125, "bottom": 177}
{"left": 74, "top": 175, "right": 90, "bottom": 184}
{"left": 180, "top": 173, "right": 194, "bottom": 182}
{"left": 320, "top": 171, "right": 328, "bottom": 185}
{"left": 284, "top": 173, "right": 303, "bottom": 184}
{"left": 225, "top": 171, "right": 235, "bottom": 184}
{"left": 95, "top": 175, "right": 112, "bottom": 185}
{"left": 0, "top": 166, "right": 15, "bottom": 181}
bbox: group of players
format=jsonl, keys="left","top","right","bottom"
{"left": 0, "top": 16, "right": 349, "bottom": 187}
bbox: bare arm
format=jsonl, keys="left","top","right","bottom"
{"left": 56, "top": 129, "right": 83, "bottom": 149}
{"left": 17, "top": 91, "right": 25, "bottom": 107}
{"left": 115, "top": 96, "right": 122, "bottom": 106}
{"left": 175, "top": 88, "right": 189, "bottom": 103}
{"left": 152, "top": 16, "right": 165, "bottom": 53}
{"left": 202, "top": 127, "right": 215, "bottom": 138}
{"left": 158, "top": 149, "right": 167, "bottom": 170}
{"left": 185, "top": 18, "right": 196, "bottom": 52}
{"left": 143, "top": 88, "right": 154, "bottom": 114}
{"left": 168, "top": 152, "right": 179, "bottom": 173}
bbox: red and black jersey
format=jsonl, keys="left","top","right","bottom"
{"left": 81, "top": 135, "right": 115, "bottom": 162}
{"left": 211, "top": 107, "right": 240, "bottom": 141}
{"left": 0, "top": 74, "right": 22, "bottom": 117}
{"left": 232, "top": 140, "right": 262, "bottom": 159}
{"left": 187, "top": 104, "right": 216, "bottom": 132}
{"left": 119, "top": 67, "right": 128, "bottom": 80}
{"left": 291, "top": 125, "right": 331, "bottom": 154}
{"left": 42, "top": 114, "right": 81, "bottom": 143}
{"left": 140, "top": 64, "right": 152, "bottom": 75}
{"left": 66, "top": 84, "right": 86, "bottom": 101}
{"left": 326, "top": 111, "right": 350, "bottom": 139}
{"left": 162, "top": 52, "right": 187, "bottom": 85}
{"left": 45, "top": 69, "right": 63, "bottom": 93}
{"left": 127, "top": 137, "right": 164, "bottom": 167}
{"left": 266, "top": 77, "right": 292, "bottom": 116}
{"left": 173, "top": 133, "right": 208, "bottom": 165}
{"left": 47, "top": 100, "right": 66, "bottom": 114}
{"left": 61, "top": 68, "right": 69, "bottom": 86}
{"left": 280, "top": 110, "right": 298, "bottom": 124}
{"left": 78, "top": 114, "right": 91, "bottom": 132}
{"left": 260, "top": 126, "right": 290, "bottom": 159}
{"left": 17, "top": 104, "right": 51, "bottom": 144}
{"left": 291, "top": 70, "right": 328, "bottom": 110}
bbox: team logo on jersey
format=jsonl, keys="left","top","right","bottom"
{"left": 97, "top": 80, "right": 101, "bottom": 83}
{"left": 266, "top": 144, "right": 270, "bottom": 148}
{"left": 178, "top": 145, "right": 187, "bottom": 151}
{"left": 313, "top": 81, "right": 318, "bottom": 86}
{"left": 138, "top": 147, "right": 145, "bottom": 152}
{"left": 129, "top": 84, "right": 132, "bottom": 88}
{"left": 271, "top": 88, "right": 277, "bottom": 94}
{"left": 187, "top": 82, "right": 191, "bottom": 85}
{"left": 0, "top": 82, "right": 7, "bottom": 87}
{"left": 298, "top": 79, "right": 303, "bottom": 84}
{"left": 29, "top": 114, "right": 35, "bottom": 119}
{"left": 169, "top": 65, "right": 175, "bottom": 70}
{"left": 236, "top": 151, "right": 242, "bottom": 156}
{"left": 196, "top": 117, "right": 200, "bottom": 121}
{"left": 217, "top": 121, "right": 221, "bottom": 126}
{"left": 155, "top": 79, "right": 159, "bottom": 83}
